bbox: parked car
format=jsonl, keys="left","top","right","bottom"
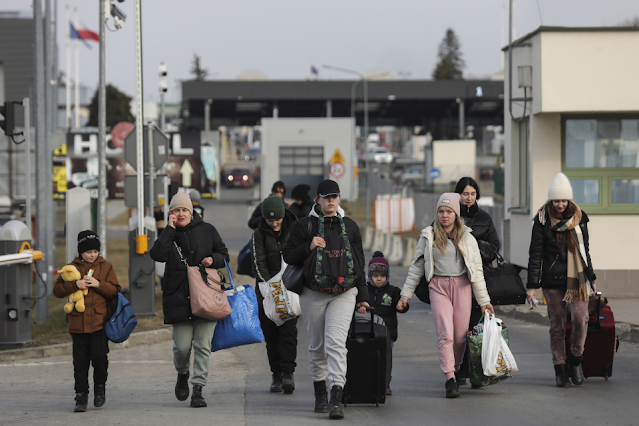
{"left": 366, "top": 147, "right": 393, "bottom": 164}
{"left": 400, "top": 164, "right": 424, "bottom": 186}
{"left": 226, "top": 168, "right": 254, "bottom": 188}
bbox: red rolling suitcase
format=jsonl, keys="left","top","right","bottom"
{"left": 565, "top": 295, "right": 619, "bottom": 379}
{"left": 343, "top": 307, "right": 392, "bottom": 407}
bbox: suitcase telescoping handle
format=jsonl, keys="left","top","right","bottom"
{"left": 350, "top": 306, "right": 375, "bottom": 340}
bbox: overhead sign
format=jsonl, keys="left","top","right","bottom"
{"left": 329, "top": 149, "right": 345, "bottom": 164}
{"left": 329, "top": 162, "right": 346, "bottom": 179}
{"left": 428, "top": 167, "right": 441, "bottom": 179}
{"left": 124, "top": 125, "right": 169, "bottom": 172}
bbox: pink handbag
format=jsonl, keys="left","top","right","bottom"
{"left": 175, "top": 242, "right": 232, "bottom": 321}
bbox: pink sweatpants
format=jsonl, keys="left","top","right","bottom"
{"left": 429, "top": 275, "right": 472, "bottom": 379}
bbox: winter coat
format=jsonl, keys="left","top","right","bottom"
{"left": 150, "top": 214, "right": 229, "bottom": 324}
{"left": 282, "top": 205, "right": 369, "bottom": 304}
{"left": 460, "top": 204, "right": 500, "bottom": 264}
{"left": 527, "top": 209, "right": 596, "bottom": 290}
{"left": 252, "top": 209, "right": 298, "bottom": 282}
{"left": 53, "top": 256, "right": 121, "bottom": 334}
{"left": 366, "top": 281, "right": 409, "bottom": 341}
{"left": 288, "top": 199, "right": 314, "bottom": 220}
{"left": 400, "top": 225, "right": 491, "bottom": 307}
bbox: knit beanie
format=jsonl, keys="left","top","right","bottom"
{"left": 77, "top": 230, "right": 100, "bottom": 254}
{"left": 547, "top": 172, "right": 573, "bottom": 201}
{"left": 291, "top": 184, "right": 311, "bottom": 201}
{"left": 189, "top": 189, "right": 201, "bottom": 202}
{"left": 261, "top": 195, "right": 285, "bottom": 220}
{"left": 169, "top": 190, "right": 193, "bottom": 216}
{"left": 436, "top": 193, "right": 461, "bottom": 218}
{"left": 368, "top": 251, "right": 390, "bottom": 279}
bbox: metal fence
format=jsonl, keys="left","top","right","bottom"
{"left": 362, "top": 171, "right": 505, "bottom": 254}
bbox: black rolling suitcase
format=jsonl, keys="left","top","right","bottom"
{"left": 343, "top": 307, "right": 392, "bottom": 407}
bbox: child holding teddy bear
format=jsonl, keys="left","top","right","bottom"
{"left": 53, "top": 230, "right": 121, "bottom": 412}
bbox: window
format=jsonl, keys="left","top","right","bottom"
{"left": 279, "top": 146, "right": 324, "bottom": 176}
{"left": 509, "top": 118, "right": 530, "bottom": 213}
{"left": 562, "top": 116, "right": 639, "bottom": 213}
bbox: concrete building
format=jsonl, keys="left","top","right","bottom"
{"left": 504, "top": 26, "right": 639, "bottom": 296}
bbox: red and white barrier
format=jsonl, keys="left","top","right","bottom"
{"left": 374, "top": 195, "right": 415, "bottom": 234}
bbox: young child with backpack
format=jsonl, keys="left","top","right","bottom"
{"left": 366, "top": 251, "right": 409, "bottom": 395}
{"left": 53, "top": 230, "right": 121, "bottom": 412}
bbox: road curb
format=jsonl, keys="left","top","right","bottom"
{"left": 0, "top": 328, "right": 173, "bottom": 363}
{"left": 495, "top": 305, "right": 639, "bottom": 344}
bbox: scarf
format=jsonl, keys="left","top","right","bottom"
{"left": 311, "top": 212, "right": 357, "bottom": 294}
{"left": 537, "top": 202, "right": 593, "bottom": 303}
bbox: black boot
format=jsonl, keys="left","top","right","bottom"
{"left": 175, "top": 371, "right": 190, "bottom": 401}
{"left": 74, "top": 392, "right": 88, "bottom": 412}
{"left": 554, "top": 364, "right": 571, "bottom": 388}
{"left": 328, "top": 385, "right": 344, "bottom": 419}
{"left": 270, "top": 373, "right": 283, "bottom": 393}
{"left": 568, "top": 354, "right": 585, "bottom": 385}
{"left": 445, "top": 378, "right": 460, "bottom": 398}
{"left": 455, "top": 370, "right": 467, "bottom": 386}
{"left": 190, "top": 385, "right": 207, "bottom": 408}
{"left": 282, "top": 373, "right": 295, "bottom": 394}
{"left": 313, "top": 381, "right": 329, "bottom": 413}
{"left": 94, "top": 384, "right": 106, "bottom": 408}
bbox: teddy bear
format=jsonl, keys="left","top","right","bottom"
{"left": 60, "top": 265, "right": 88, "bottom": 314}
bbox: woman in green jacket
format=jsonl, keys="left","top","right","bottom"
{"left": 252, "top": 196, "right": 299, "bottom": 394}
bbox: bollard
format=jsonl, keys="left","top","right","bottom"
{"left": 362, "top": 227, "right": 374, "bottom": 251}
{"left": 388, "top": 235, "right": 404, "bottom": 265}
{"left": 0, "top": 220, "right": 40, "bottom": 348}
{"left": 402, "top": 238, "right": 418, "bottom": 268}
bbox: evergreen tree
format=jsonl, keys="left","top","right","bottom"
{"left": 190, "top": 54, "right": 208, "bottom": 81}
{"left": 87, "top": 84, "right": 133, "bottom": 128}
{"left": 432, "top": 28, "right": 465, "bottom": 80}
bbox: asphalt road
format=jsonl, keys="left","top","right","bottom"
{"left": 2, "top": 187, "right": 638, "bottom": 425}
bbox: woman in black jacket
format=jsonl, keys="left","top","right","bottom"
{"left": 251, "top": 196, "right": 299, "bottom": 395}
{"left": 150, "top": 191, "right": 229, "bottom": 408}
{"left": 282, "top": 180, "right": 369, "bottom": 420}
{"left": 288, "top": 184, "right": 314, "bottom": 219}
{"left": 454, "top": 177, "right": 500, "bottom": 386}
{"left": 527, "top": 173, "right": 596, "bottom": 388}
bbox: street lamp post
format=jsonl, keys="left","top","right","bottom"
{"left": 321, "top": 65, "right": 371, "bottom": 225}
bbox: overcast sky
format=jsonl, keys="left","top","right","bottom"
{"left": 3, "top": 0, "right": 638, "bottom": 103}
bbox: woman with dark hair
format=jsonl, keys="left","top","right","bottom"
{"left": 453, "top": 177, "right": 501, "bottom": 386}
{"left": 527, "top": 173, "right": 596, "bottom": 388}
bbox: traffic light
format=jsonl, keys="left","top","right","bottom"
{"left": 0, "top": 101, "right": 16, "bottom": 136}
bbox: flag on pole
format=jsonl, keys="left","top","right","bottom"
{"left": 70, "top": 23, "right": 99, "bottom": 48}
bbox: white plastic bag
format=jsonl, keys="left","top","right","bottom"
{"left": 481, "top": 313, "right": 518, "bottom": 377}
{"left": 258, "top": 259, "right": 302, "bottom": 326}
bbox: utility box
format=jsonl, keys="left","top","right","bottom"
{"left": 0, "top": 220, "right": 34, "bottom": 348}
{"left": 128, "top": 216, "right": 156, "bottom": 316}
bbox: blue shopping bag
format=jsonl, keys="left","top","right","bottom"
{"left": 211, "top": 260, "right": 265, "bottom": 352}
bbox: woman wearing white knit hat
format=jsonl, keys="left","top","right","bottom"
{"left": 527, "top": 173, "right": 597, "bottom": 388}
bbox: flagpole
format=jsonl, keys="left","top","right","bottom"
{"left": 74, "top": 8, "right": 80, "bottom": 129}
{"left": 66, "top": 6, "right": 71, "bottom": 130}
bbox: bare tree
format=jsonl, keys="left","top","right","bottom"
{"left": 190, "top": 54, "right": 209, "bottom": 81}
{"left": 618, "top": 16, "right": 639, "bottom": 26}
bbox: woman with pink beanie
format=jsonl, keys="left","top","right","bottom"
{"left": 398, "top": 193, "right": 494, "bottom": 398}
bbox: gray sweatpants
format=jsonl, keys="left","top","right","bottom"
{"left": 172, "top": 318, "right": 216, "bottom": 387}
{"left": 299, "top": 287, "right": 358, "bottom": 388}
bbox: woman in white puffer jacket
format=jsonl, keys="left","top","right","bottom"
{"left": 397, "top": 193, "right": 494, "bottom": 399}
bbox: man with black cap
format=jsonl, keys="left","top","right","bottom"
{"left": 283, "top": 179, "right": 369, "bottom": 420}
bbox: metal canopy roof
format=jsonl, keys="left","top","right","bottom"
{"left": 181, "top": 79, "right": 504, "bottom": 129}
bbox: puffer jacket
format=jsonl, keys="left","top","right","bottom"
{"left": 460, "top": 203, "right": 500, "bottom": 264}
{"left": 282, "top": 205, "right": 368, "bottom": 304}
{"left": 53, "top": 256, "right": 121, "bottom": 334}
{"left": 527, "top": 208, "right": 596, "bottom": 289}
{"left": 150, "top": 214, "right": 229, "bottom": 324}
{"left": 400, "top": 225, "right": 491, "bottom": 307}
{"left": 288, "top": 199, "right": 314, "bottom": 220}
{"left": 366, "top": 281, "right": 409, "bottom": 341}
{"left": 252, "top": 209, "right": 298, "bottom": 282}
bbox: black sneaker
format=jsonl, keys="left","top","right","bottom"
{"left": 175, "top": 371, "right": 190, "bottom": 401}
{"left": 445, "top": 378, "right": 460, "bottom": 398}
{"left": 74, "top": 392, "right": 88, "bottom": 412}
{"left": 455, "top": 370, "right": 467, "bottom": 386}
{"left": 282, "top": 373, "right": 295, "bottom": 394}
{"left": 94, "top": 384, "right": 106, "bottom": 408}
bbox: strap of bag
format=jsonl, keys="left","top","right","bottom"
{"left": 173, "top": 241, "right": 189, "bottom": 267}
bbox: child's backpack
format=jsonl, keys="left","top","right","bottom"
{"left": 104, "top": 290, "right": 137, "bottom": 343}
